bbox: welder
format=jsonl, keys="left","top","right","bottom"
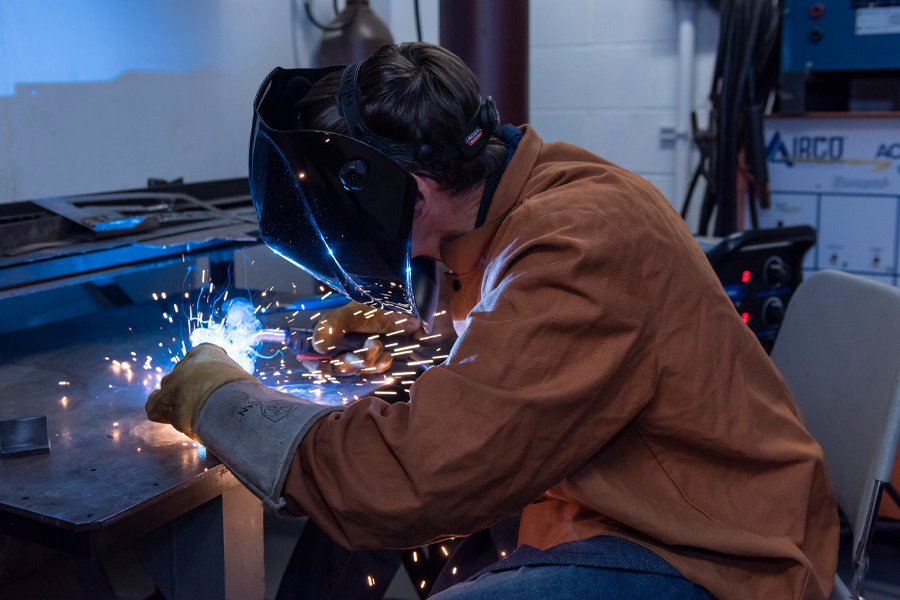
{"left": 147, "top": 43, "right": 838, "bottom": 599}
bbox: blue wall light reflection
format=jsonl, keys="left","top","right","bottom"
{"left": 1, "top": 1, "right": 220, "bottom": 96}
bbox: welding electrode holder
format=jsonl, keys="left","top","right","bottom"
{"left": 255, "top": 328, "right": 379, "bottom": 360}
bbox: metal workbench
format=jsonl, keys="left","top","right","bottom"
{"left": 0, "top": 295, "right": 388, "bottom": 599}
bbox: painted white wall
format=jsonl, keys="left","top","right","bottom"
{"left": 0, "top": 0, "right": 711, "bottom": 208}
{"left": 0, "top": 0, "right": 407, "bottom": 204}
{"left": 529, "top": 0, "right": 719, "bottom": 215}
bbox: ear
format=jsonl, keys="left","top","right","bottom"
{"left": 412, "top": 175, "right": 440, "bottom": 222}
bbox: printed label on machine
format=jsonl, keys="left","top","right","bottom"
{"left": 856, "top": 7, "right": 900, "bottom": 36}
{"left": 764, "top": 117, "right": 900, "bottom": 194}
{"left": 760, "top": 117, "right": 900, "bottom": 286}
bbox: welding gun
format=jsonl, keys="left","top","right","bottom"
{"left": 255, "top": 328, "right": 376, "bottom": 361}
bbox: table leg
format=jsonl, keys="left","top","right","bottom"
{"left": 134, "top": 483, "right": 264, "bottom": 600}
{"left": 71, "top": 556, "right": 118, "bottom": 600}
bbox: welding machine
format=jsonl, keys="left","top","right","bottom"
{"left": 697, "top": 225, "right": 816, "bottom": 352}
{"left": 780, "top": 1, "right": 900, "bottom": 112}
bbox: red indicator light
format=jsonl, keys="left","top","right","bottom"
{"left": 741, "top": 270, "right": 751, "bottom": 283}
{"left": 741, "top": 312, "right": 750, "bottom": 324}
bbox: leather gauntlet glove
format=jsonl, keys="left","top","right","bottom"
{"left": 145, "top": 343, "right": 257, "bottom": 441}
{"left": 307, "top": 301, "right": 420, "bottom": 376}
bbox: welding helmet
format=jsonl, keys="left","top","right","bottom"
{"left": 249, "top": 62, "right": 500, "bottom": 333}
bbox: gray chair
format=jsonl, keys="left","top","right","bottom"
{"left": 771, "top": 269, "right": 900, "bottom": 600}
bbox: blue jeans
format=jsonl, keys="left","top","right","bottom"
{"left": 430, "top": 537, "right": 714, "bottom": 600}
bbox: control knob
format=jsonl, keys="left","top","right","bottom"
{"left": 764, "top": 256, "right": 789, "bottom": 287}
{"left": 762, "top": 297, "right": 785, "bottom": 326}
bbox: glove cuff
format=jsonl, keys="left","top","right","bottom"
{"left": 194, "top": 380, "right": 342, "bottom": 512}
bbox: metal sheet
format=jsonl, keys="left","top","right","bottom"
{"left": 0, "top": 416, "right": 50, "bottom": 457}
{"left": 32, "top": 192, "right": 256, "bottom": 235}
{"left": 0, "top": 302, "right": 381, "bottom": 535}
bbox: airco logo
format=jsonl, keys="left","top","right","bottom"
{"left": 766, "top": 131, "right": 894, "bottom": 172}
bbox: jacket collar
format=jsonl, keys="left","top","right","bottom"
{"left": 439, "top": 125, "right": 542, "bottom": 276}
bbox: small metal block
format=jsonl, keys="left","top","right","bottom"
{"left": 0, "top": 416, "right": 50, "bottom": 458}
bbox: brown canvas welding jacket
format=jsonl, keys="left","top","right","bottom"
{"left": 283, "top": 125, "right": 839, "bottom": 600}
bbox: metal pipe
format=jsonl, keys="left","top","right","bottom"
{"left": 850, "top": 479, "right": 885, "bottom": 599}
{"left": 439, "top": 0, "right": 529, "bottom": 126}
{"left": 676, "top": 0, "right": 697, "bottom": 215}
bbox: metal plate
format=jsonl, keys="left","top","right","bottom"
{"left": 0, "top": 416, "right": 50, "bottom": 457}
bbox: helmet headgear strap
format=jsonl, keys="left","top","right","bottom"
{"left": 335, "top": 60, "right": 500, "bottom": 165}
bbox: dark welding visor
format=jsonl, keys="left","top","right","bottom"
{"left": 249, "top": 67, "right": 438, "bottom": 332}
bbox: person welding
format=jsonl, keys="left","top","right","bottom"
{"left": 147, "top": 43, "right": 838, "bottom": 599}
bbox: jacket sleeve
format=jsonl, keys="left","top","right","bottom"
{"left": 284, "top": 208, "right": 659, "bottom": 549}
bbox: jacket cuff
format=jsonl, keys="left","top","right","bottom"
{"left": 194, "top": 380, "right": 342, "bottom": 512}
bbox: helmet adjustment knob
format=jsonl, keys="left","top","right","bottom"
{"left": 340, "top": 159, "right": 369, "bottom": 191}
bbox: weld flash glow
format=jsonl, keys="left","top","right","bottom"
{"left": 189, "top": 298, "right": 263, "bottom": 374}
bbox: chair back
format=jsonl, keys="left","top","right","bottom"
{"left": 771, "top": 269, "right": 900, "bottom": 560}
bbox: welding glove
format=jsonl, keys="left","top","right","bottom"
{"left": 146, "top": 343, "right": 342, "bottom": 512}
{"left": 145, "top": 343, "right": 257, "bottom": 441}
{"left": 306, "top": 301, "right": 420, "bottom": 376}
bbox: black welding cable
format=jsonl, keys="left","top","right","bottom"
{"left": 732, "top": 0, "right": 766, "bottom": 128}
{"left": 693, "top": 0, "right": 734, "bottom": 234}
{"left": 681, "top": 160, "right": 705, "bottom": 220}
{"left": 748, "top": 182, "right": 760, "bottom": 230}
{"left": 710, "top": 0, "right": 738, "bottom": 235}
{"left": 699, "top": 182, "right": 716, "bottom": 236}
{"left": 414, "top": 0, "right": 423, "bottom": 42}
{"left": 698, "top": 0, "right": 732, "bottom": 234}
{"left": 725, "top": 0, "right": 766, "bottom": 232}
{"left": 716, "top": 0, "right": 763, "bottom": 235}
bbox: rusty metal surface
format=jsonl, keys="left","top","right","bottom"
{"left": 0, "top": 301, "right": 376, "bottom": 541}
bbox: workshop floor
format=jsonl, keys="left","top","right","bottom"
{"left": 2, "top": 515, "right": 899, "bottom": 599}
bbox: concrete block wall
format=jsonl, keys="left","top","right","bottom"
{"left": 529, "top": 0, "right": 720, "bottom": 214}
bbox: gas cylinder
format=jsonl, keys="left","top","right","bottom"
{"left": 319, "top": 0, "right": 394, "bottom": 66}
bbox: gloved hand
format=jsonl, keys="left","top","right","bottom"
{"left": 306, "top": 301, "right": 420, "bottom": 376}
{"left": 145, "top": 343, "right": 258, "bottom": 441}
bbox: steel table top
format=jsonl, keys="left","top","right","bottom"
{"left": 0, "top": 300, "right": 379, "bottom": 557}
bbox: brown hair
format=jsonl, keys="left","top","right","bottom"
{"left": 299, "top": 42, "right": 507, "bottom": 195}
